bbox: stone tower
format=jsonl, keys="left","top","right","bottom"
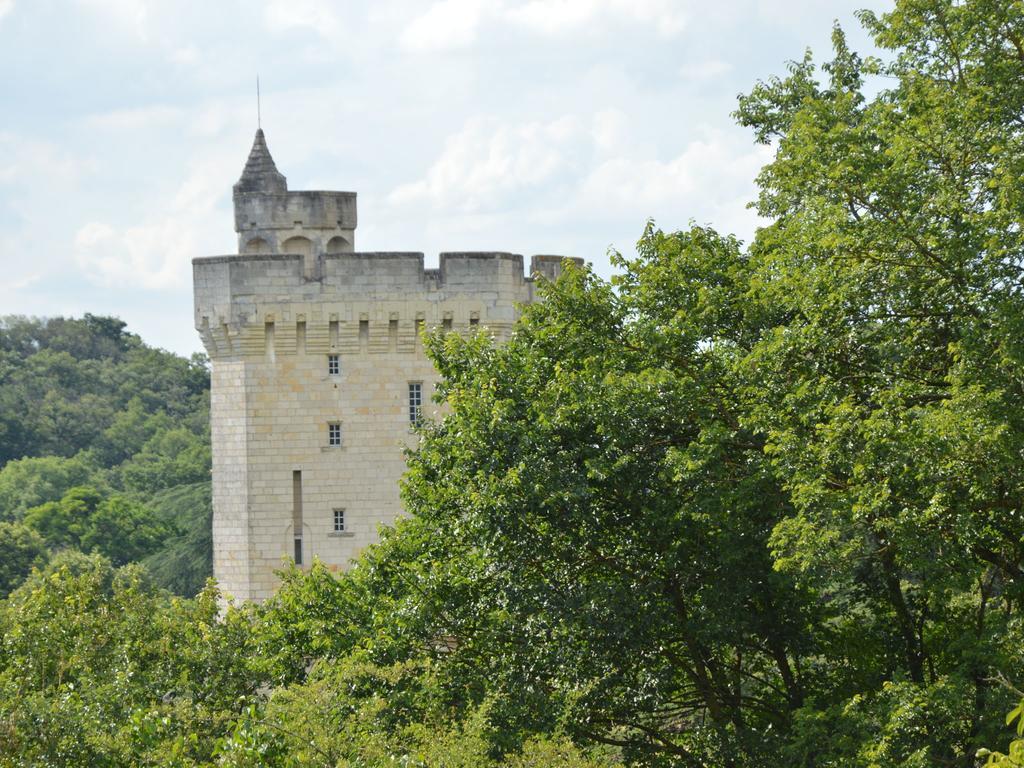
{"left": 193, "top": 130, "right": 579, "bottom": 601}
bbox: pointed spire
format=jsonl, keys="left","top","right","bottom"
{"left": 234, "top": 129, "right": 287, "bottom": 195}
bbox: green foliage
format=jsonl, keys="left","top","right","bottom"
{"left": 0, "top": 315, "right": 212, "bottom": 596}
{"left": 981, "top": 699, "right": 1024, "bottom": 766}
{"left": 0, "top": 314, "right": 208, "bottom": 467}
{"left": 23, "top": 485, "right": 170, "bottom": 566}
{"left": 0, "top": 553, "right": 261, "bottom": 766}
{"left": 386, "top": 237, "right": 805, "bottom": 763}
{"left": 141, "top": 481, "right": 213, "bottom": 598}
{"left": 0, "top": 453, "right": 100, "bottom": 522}
{"left": 119, "top": 427, "right": 211, "bottom": 493}
{"left": 0, "top": 522, "right": 47, "bottom": 598}
{"left": 0, "top": 554, "right": 617, "bottom": 767}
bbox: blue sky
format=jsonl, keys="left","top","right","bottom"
{"left": 0, "top": 0, "right": 890, "bottom": 356}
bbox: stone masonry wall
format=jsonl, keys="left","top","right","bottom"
{"left": 194, "top": 251, "right": 578, "bottom": 602}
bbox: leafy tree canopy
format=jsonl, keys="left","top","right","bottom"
{"left": 0, "top": 315, "right": 212, "bottom": 596}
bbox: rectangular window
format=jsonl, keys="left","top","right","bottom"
{"left": 469, "top": 316, "right": 479, "bottom": 327}
{"left": 327, "top": 354, "right": 340, "bottom": 375}
{"left": 442, "top": 317, "right": 453, "bottom": 331}
{"left": 328, "top": 422, "right": 342, "bottom": 446}
{"left": 408, "top": 382, "right": 422, "bottom": 426}
{"left": 333, "top": 508, "right": 346, "bottom": 532}
{"left": 294, "top": 537, "right": 303, "bottom": 565}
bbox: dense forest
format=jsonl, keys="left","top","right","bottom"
{"left": 5, "top": 0, "right": 1024, "bottom": 765}
{"left": 0, "top": 314, "right": 213, "bottom": 598}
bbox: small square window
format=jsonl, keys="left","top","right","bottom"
{"left": 408, "top": 382, "right": 422, "bottom": 426}
{"left": 328, "top": 422, "right": 342, "bottom": 446}
{"left": 333, "top": 508, "right": 346, "bottom": 532}
{"left": 327, "top": 354, "right": 340, "bottom": 376}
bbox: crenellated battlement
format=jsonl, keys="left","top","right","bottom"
{"left": 194, "top": 251, "right": 579, "bottom": 362}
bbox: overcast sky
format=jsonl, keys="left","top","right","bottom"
{"left": 0, "top": 0, "right": 890, "bottom": 356}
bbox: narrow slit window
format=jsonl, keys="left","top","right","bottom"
{"left": 296, "top": 320, "right": 307, "bottom": 354}
{"left": 328, "top": 422, "right": 342, "bottom": 446}
{"left": 294, "top": 537, "right": 303, "bottom": 565}
{"left": 408, "top": 382, "right": 423, "bottom": 426}
{"left": 328, "top": 354, "right": 340, "bottom": 376}
{"left": 265, "top": 321, "right": 276, "bottom": 360}
{"left": 333, "top": 508, "right": 346, "bottom": 532}
{"left": 329, "top": 320, "right": 339, "bottom": 348}
{"left": 292, "top": 470, "right": 303, "bottom": 529}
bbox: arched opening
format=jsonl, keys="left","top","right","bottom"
{"left": 326, "top": 235, "right": 350, "bottom": 254}
{"left": 281, "top": 236, "right": 313, "bottom": 258}
{"left": 282, "top": 236, "right": 317, "bottom": 279}
{"left": 244, "top": 237, "right": 271, "bottom": 254}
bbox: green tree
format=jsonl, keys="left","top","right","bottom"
{"left": 0, "top": 453, "right": 99, "bottom": 521}
{"left": 386, "top": 242, "right": 807, "bottom": 764}
{"left": 351, "top": 4, "right": 1024, "bottom": 764}
{"left": 980, "top": 699, "right": 1024, "bottom": 766}
{"left": 81, "top": 495, "right": 171, "bottom": 566}
{"left": 141, "top": 481, "right": 213, "bottom": 597}
{"left": 119, "top": 427, "right": 211, "bottom": 494}
{"left": 22, "top": 485, "right": 105, "bottom": 550}
{"left": 23, "top": 486, "right": 170, "bottom": 566}
{"left": 0, "top": 315, "right": 209, "bottom": 465}
{"left": 0, "top": 522, "right": 47, "bottom": 597}
{"left": 0, "top": 553, "right": 260, "bottom": 766}
{"left": 730, "top": 1, "right": 1024, "bottom": 763}
{"left": 0, "top": 314, "right": 213, "bottom": 588}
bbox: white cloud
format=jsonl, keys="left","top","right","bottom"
{"left": 390, "top": 115, "right": 582, "bottom": 210}
{"left": 591, "top": 109, "right": 627, "bottom": 153}
{"left": 0, "top": 0, "right": 14, "bottom": 22}
{"left": 399, "top": 0, "right": 491, "bottom": 51}
{"left": 73, "top": 159, "right": 231, "bottom": 290}
{"left": 679, "top": 59, "right": 732, "bottom": 82}
{"left": 388, "top": 113, "right": 771, "bottom": 250}
{"left": 170, "top": 44, "right": 201, "bottom": 66}
{"left": 577, "top": 129, "right": 772, "bottom": 236}
{"left": 398, "top": 0, "right": 687, "bottom": 51}
{"left": 505, "top": 0, "right": 686, "bottom": 37}
{"left": 81, "top": 105, "right": 182, "bottom": 132}
{"left": 75, "top": 0, "right": 150, "bottom": 40}
{"left": 264, "top": 0, "right": 343, "bottom": 37}
{"left": 0, "top": 133, "right": 88, "bottom": 189}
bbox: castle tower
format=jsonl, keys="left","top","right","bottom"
{"left": 194, "top": 130, "right": 578, "bottom": 601}
{"left": 233, "top": 129, "right": 357, "bottom": 279}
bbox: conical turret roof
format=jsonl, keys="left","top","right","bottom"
{"left": 234, "top": 129, "right": 287, "bottom": 195}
